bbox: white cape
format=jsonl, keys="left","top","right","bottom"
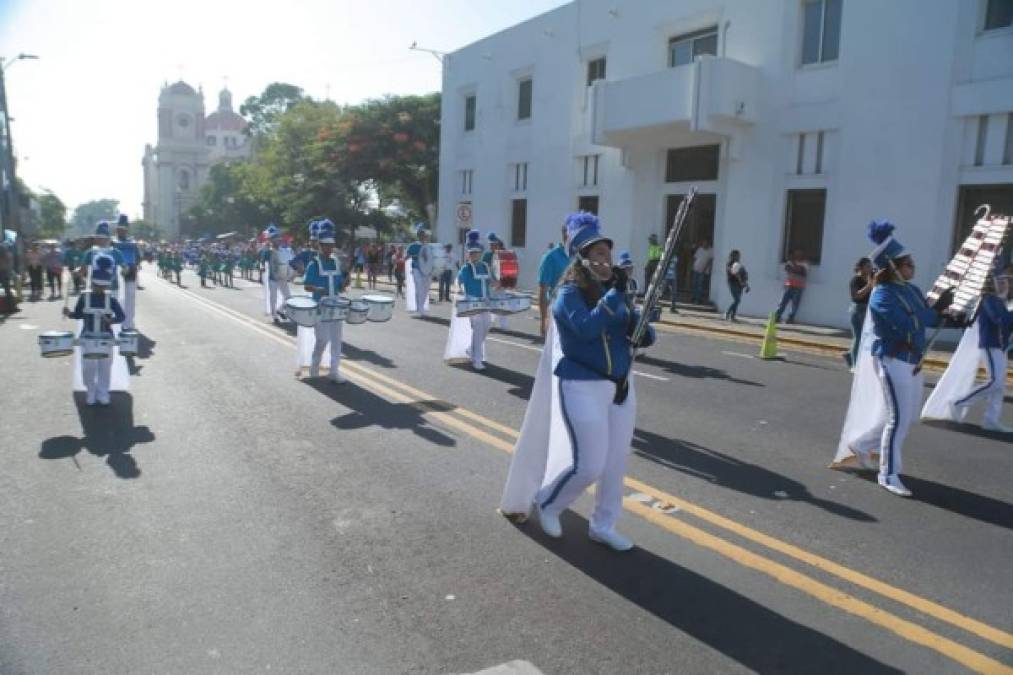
{"left": 405, "top": 258, "right": 431, "bottom": 313}
{"left": 296, "top": 323, "right": 332, "bottom": 374}
{"left": 499, "top": 321, "right": 570, "bottom": 515}
{"left": 921, "top": 321, "right": 981, "bottom": 422}
{"left": 833, "top": 309, "right": 887, "bottom": 465}
{"left": 73, "top": 321, "right": 130, "bottom": 392}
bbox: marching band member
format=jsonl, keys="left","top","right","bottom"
{"left": 80, "top": 221, "right": 124, "bottom": 291}
{"left": 922, "top": 265, "right": 1013, "bottom": 432}
{"left": 457, "top": 230, "right": 493, "bottom": 370}
{"left": 65, "top": 254, "right": 126, "bottom": 406}
{"left": 303, "top": 220, "right": 347, "bottom": 383}
{"left": 834, "top": 221, "right": 953, "bottom": 497}
{"left": 113, "top": 214, "right": 141, "bottom": 330}
{"left": 260, "top": 225, "right": 293, "bottom": 322}
{"left": 618, "top": 251, "right": 639, "bottom": 296}
{"left": 405, "top": 222, "right": 430, "bottom": 316}
{"left": 537, "top": 224, "right": 570, "bottom": 338}
{"left": 499, "top": 212, "right": 655, "bottom": 551}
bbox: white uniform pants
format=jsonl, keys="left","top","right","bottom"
{"left": 269, "top": 278, "right": 291, "bottom": 315}
{"left": 122, "top": 280, "right": 136, "bottom": 329}
{"left": 537, "top": 378, "right": 637, "bottom": 535}
{"left": 82, "top": 356, "right": 113, "bottom": 403}
{"left": 875, "top": 356, "right": 924, "bottom": 481}
{"left": 312, "top": 320, "right": 343, "bottom": 376}
{"left": 956, "top": 348, "right": 1007, "bottom": 426}
{"left": 469, "top": 313, "right": 492, "bottom": 366}
{"left": 412, "top": 269, "right": 429, "bottom": 315}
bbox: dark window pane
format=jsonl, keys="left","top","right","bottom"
{"left": 665, "top": 144, "right": 720, "bottom": 182}
{"left": 670, "top": 41, "right": 693, "bottom": 67}
{"left": 801, "top": 0, "right": 823, "bottom": 65}
{"left": 586, "top": 57, "right": 606, "bottom": 85}
{"left": 464, "top": 95, "right": 476, "bottom": 131}
{"left": 578, "top": 195, "right": 599, "bottom": 214}
{"left": 822, "top": 0, "right": 842, "bottom": 62}
{"left": 954, "top": 185, "right": 1013, "bottom": 261}
{"left": 693, "top": 33, "right": 718, "bottom": 59}
{"left": 511, "top": 199, "right": 527, "bottom": 247}
{"left": 985, "top": 0, "right": 1013, "bottom": 30}
{"left": 783, "top": 189, "right": 826, "bottom": 264}
{"left": 518, "top": 79, "right": 532, "bottom": 120}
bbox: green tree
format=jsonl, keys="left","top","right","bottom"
{"left": 129, "top": 219, "right": 162, "bottom": 242}
{"left": 71, "top": 199, "right": 119, "bottom": 236}
{"left": 239, "top": 82, "right": 310, "bottom": 138}
{"left": 36, "top": 191, "right": 67, "bottom": 239}
{"left": 187, "top": 161, "right": 269, "bottom": 238}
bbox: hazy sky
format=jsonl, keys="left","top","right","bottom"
{"left": 0, "top": 0, "right": 567, "bottom": 219}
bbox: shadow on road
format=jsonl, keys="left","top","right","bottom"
{"left": 343, "top": 341, "right": 397, "bottom": 369}
{"left": 515, "top": 511, "right": 901, "bottom": 674}
{"left": 632, "top": 429, "right": 876, "bottom": 522}
{"left": 125, "top": 332, "right": 157, "bottom": 376}
{"left": 304, "top": 378, "right": 456, "bottom": 447}
{"left": 39, "top": 392, "right": 153, "bottom": 479}
{"left": 635, "top": 354, "right": 764, "bottom": 387}
{"left": 449, "top": 362, "right": 533, "bottom": 399}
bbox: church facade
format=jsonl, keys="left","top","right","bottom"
{"left": 142, "top": 81, "right": 251, "bottom": 240}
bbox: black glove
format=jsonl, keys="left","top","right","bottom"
{"left": 612, "top": 378, "right": 629, "bottom": 405}
{"left": 942, "top": 314, "right": 968, "bottom": 329}
{"left": 932, "top": 287, "right": 955, "bottom": 313}
{"left": 610, "top": 266, "right": 628, "bottom": 292}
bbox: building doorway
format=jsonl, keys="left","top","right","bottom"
{"left": 665, "top": 193, "right": 716, "bottom": 302}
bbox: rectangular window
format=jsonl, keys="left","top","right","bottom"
{"left": 984, "top": 0, "right": 1013, "bottom": 30}
{"left": 1004, "top": 113, "right": 1013, "bottom": 165}
{"left": 512, "top": 162, "right": 528, "bottom": 192}
{"left": 796, "top": 134, "right": 806, "bottom": 175}
{"left": 579, "top": 154, "right": 600, "bottom": 187}
{"left": 586, "top": 57, "right": 606, "bottom": 86}
{"left": 669, "top": 26, "right": 718, "bottom": 67}
{"left": 801, "top": 0, "right": 843, "bottom": 66}
{"left": 578, "top": 195, "right": 600, "bottom": 214}
{"left": 815, "top": 131, "right": 824, "bottom": 173}
{"left": 954, "top": 184, "right": 1013, "bottom": 254}
{"left": 459, "top": 169, "right": 473, "bottom": 195}
{"left": 207, "top": 136, "right": 216, "bottom": 146}
{"left": 783, "top": 189, "right": 826, "bottom": 264}
{"left": 975, "top": 114, "right": 989, "bottom": 166}
{"left": 517, "top": 78, "right": 533, "bottom": 120}
{"left": 510, "top": 199, "right": 527, "bottom": 248}
{"left": 464, "top": 95, "right": 476, "bottom": 131}
{"left": 665, "top": 144, "right": 720, "bottom": 182}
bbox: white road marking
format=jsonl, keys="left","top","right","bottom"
{"left": 721, "top": 351, "right": 754, "bottom": 359}
{"left": 487, "top": 336, "right": 669, "bottom": 381}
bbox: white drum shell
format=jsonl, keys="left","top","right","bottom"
{"left": 117, "top": 329, "right": 140, "bottom": 357}
{"left": 319, "top": 297, "right": 350, "bottom": 322}
{"left": 81, "top": 333, "right": 116, "bottom": 360}
{"left": 489, "top": 293, "right": 532, "bottom": 315}
{"left": 346, "top": 301, "right": 369, "bottom": 324}
{"left": 285, "top": 297, "right": 320, "bottom": 328}
{"left": 362, "top": 295, "right": 394, "bottom": 322}
{"left": 39, "top": 331, "right": 75, "bottom": 358}
{"left": 456, "top": 297, "right": 492, "bottom": 317}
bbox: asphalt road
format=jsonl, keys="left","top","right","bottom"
{"left": 1, "top": 270, "right": 1010, "bottom": 675}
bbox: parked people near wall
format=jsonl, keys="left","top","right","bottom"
{"left": 644, "top": 233, "right": 662, "bottom": 296}
{"left": 845, "top": 257, "right": 874, "bottom": 369}
{"left": 25, "top": 244, "right": 44, "bottom": 300}
{"left": 774, "top": 250, "right": 809, "bottom": 324}
{"left": 724, "top": 250, "right": 749, "bottom": 322}
{"left": 690, "top": 239, "right": 713, "bottom": 305}
{"left": 44, "top": 245, "right": 63, "bottom": 299}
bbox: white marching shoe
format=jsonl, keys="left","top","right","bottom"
{"left": 472, "top": 361, "right": 486, "bottom": 371}
{"left": 589, "top": 528, "right": 635, "bottom": 552}
{"left": 329, "top": 371, "right": 347, "bottom": 384}
{"left": 536, "top": 505, "right": 562, "bottom": 538}
{"left": 982, "top": 420, "right": 1013, "bottom": 433}
{"left": 878, "top": 475, "right": 912, "bottom": 498}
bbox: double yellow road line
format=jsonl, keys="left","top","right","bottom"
{"left": 168, "top": 280, "right": 1013, "bottom": 674}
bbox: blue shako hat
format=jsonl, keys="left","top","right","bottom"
{"left": 316, "top": 219, "right": 336, "bottom": 244}
{"left": 116, "top": 214, "right": 129, "bottom": 228}
{"left": 565, "top": 211, "right": 611, "bottom": 258}
{"left": 618, "top": 250, "right": 633, "bottom": 268}
{"left": 95, "top": 221, "right": 111, "bottom": 238}
{"left": 414, "top": 222, "right": 428, "bottom": 236}
{"left": 465, "top": 229, "right": 483, "bottom": 252}
{"left": 486, "top": 232, "right": 501, "bottom": 244}
{"left": 308, "top": 219, "right": 320, "bottom": 240}
{"left": 866, "top": 220, "right": 908, "bottom": 270}
{"left": 265, "top": 224, "right": 280, "bottom": 239}
{"left": 91, "top": 253, "right": 115, "bottom": 285}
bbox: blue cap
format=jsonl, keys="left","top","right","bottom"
{"left": 95, "top": 221, "right": 111, "bottom": 237}
{"left": 91, "top": 253, "right": 115, "bottom": 285}
{"left": 414, "top": 222, "right": 428, "bottom": 235}
{"left": 317, "top": 219, "right": 336, "bottom": 243}
{"left": 565, "top": 212, "right": 611, "bottom": 258}
{"left": 866, "top": 220, "right": 907, "bottom": 270}
{"left": 308, "top": 220, "right": 320, "bottom": 240}
{"left": 618, "top": 250, "right": 633, "bottom": 268}
{"left": 116, "top": 214, "right": 129, "bottom": 228}
{"left": 465, "top": 229, "right": 483, "bottom": 252}
{"left": 487, "top": 232, "right": 501, "bottom": 244}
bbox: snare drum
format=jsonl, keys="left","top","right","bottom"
{"left": 346, "top": 300, "right": 369, "bottom": 324}
{"left": 361, "top": 294, "right": 395, "bottom": 322}
{"left": 38, "top": 330, "right": 75, "bottom": 358}
{"left": 319, "top": 296, "right": 350, "bottom": 322}
{"left": 456, "top": 296, "right": 492, "bottom": 317}
{"left": 117, "top": 329, "right": 140, "bottom": 356}
{"left": 489, "top": 292, "right": 532, "bottom": 315}
{"left": 285, "top": 297, "right": 319, "bottom": 327}
{"left": 81, "top": 332, "right": 116, "bottom": 360}
{"left": 492, "top": 250, "right": 519, "bottom": 288}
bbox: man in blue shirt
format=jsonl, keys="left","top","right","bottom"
{"left": 303, "top": 220, "right": 347, "bottom": 383}
{"left": 537, "top": 223, "right": 569, "bottom": 337}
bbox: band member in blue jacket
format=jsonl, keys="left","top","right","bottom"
{"left": 303, "top": 220, "right": 347, "bottom": 383}
{"left": 863, "top": 221, "right": 951, "bottom": 497}
{"left": 534, "top": 213, "right": 655, "bottom": 551}
{"left": 406, "top": 222, "right": 430, "bottom": 316}
{"left": 113, "top": 214, "right": 141, "bottom": 329}
{"left": 80, "top": 221, "right": 125, "bottom": 292}
{"left": 457, "top": 230, "right": 492, "bottom": 370}
{"left": 65, "top": 254, "right": 125, "bottom": 406}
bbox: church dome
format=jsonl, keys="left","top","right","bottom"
{"left": 205, "top": 109, "right": 247, "bottom": 132}
{"left": 165, "top": 81, "right": 198, "bottom": 97}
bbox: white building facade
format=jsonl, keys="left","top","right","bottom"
{"left": 436, "top": 0, "right": 1013, "bottom": 327}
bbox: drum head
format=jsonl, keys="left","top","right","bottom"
{"left": 362, "top": 294, "right": 394, "bottom": 305}
{"left": 286, "top": 297, "right": 317, "bottom": 310}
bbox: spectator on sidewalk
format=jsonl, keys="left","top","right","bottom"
{"left": 845, "top": 257, "right": 874, "bottom": 368}
{"left": 724, "top": 250, "right": 749, "bottom": 322}
{"left": 64, "top": 240, "right": 85, "bottom": 294}
{"left": 664, "top": 255, "right": 679, "bottom": 314}
{"left": 26, "top": 244, "right": 43, "bottom": 300}
{"left": 644, "top": 233, "right": 662, "bottom": 296}
{"left": 44, "top": 245, "right": 63, "bottom": 299}
{"left": 0, "top": 241, "right": 15, "bottom": 313}
{"left": 438, "top": 243, "right": 457, "bottom": 302}
{"left": 393, "top": 246, "right": 406, "bottom": 297}
{"left": 774, "top": 250, "right": 809, "bottom": 324}
{"left": 366, "top": 242, "right": 381, "bottom": 289}
{"left": 690, "top": 239, "right": 713, "bottom": 304}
